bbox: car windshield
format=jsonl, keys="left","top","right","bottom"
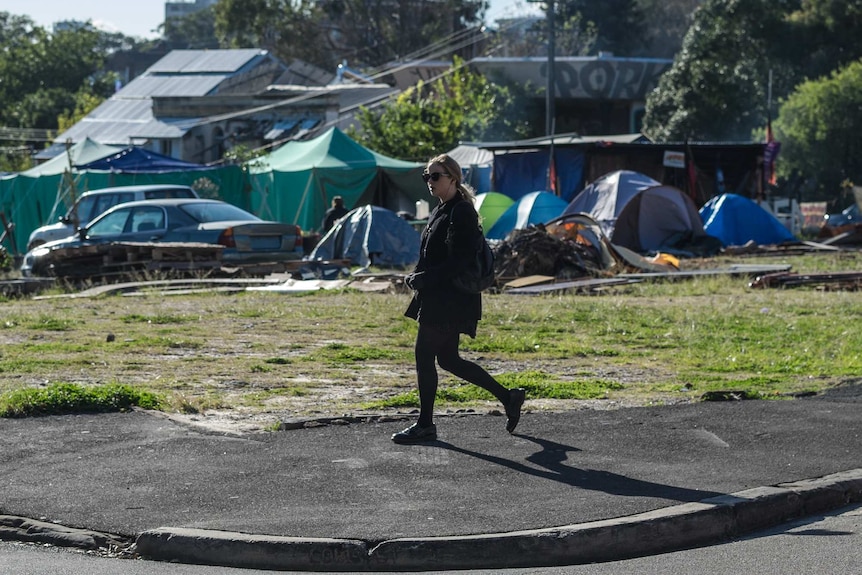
{"left": 180, "top": 202, "right": 260, "bottom": 223}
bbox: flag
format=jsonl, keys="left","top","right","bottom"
{"left": 548, "top": 152, "right": 557, "bottom": 195}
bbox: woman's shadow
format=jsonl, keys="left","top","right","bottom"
{"left": 434, "top": 433, "right": 722, "bottom": 503}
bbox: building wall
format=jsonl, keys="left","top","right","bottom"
{"left": 165, "top": 0, "right": 219, "bottom": 20}
{"left": 471, "top": 56, "right": 672, "bottom": 135}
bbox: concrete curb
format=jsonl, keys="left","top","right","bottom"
{"left": 134, "top": 468, "right": 862, "bottom": 571}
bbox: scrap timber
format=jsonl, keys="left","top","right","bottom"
{"left": 39, "top": 241, "right": 225, "bottom": 279}
{"left": 749, "top": 270, "right": 862, "bottom": 290}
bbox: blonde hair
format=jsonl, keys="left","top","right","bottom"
{"left": 427, "top": 153, "right": 476, "bottom": 204}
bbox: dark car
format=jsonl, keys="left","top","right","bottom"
{"left": 21, "top": 199, "right": 303, "bottom": 277}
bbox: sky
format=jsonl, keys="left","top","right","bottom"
{"left": 2, "top": 0, "right": 541, "bottom": 39}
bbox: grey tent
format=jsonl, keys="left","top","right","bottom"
{"left": 562, "top": 170, "right": 661, "bottom": 237}
{"left": 308, "top": 205, "right": 420, "bottom": 268}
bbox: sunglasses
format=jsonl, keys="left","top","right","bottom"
{"left": 422, "top": 172, "right": 450, "bottom": 183}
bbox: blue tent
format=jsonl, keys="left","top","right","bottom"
{"left": 699, "top": 193, "right": 796, "bottom": 247}
{"left": 77, "top": 147, "right": 207, "bottom": 173}
{"left": 308, "top": 205, "right": 420, "bottom": 268}
{"left": 486, "top": 191, "right": 569, "bottom": 240}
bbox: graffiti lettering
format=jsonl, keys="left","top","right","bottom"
{"left": 478, "top": 59, "right": 671, "bottom": 100}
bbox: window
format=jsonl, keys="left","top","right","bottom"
{"left": 130, "top": 207, "right": 166, "bottom": 233}
{"left": 88, "top": 209, "right": 132, "bottom": 238}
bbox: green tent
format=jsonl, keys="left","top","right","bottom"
{"left": 475, "top": 192, "right": 515, "bottom": 235}
{"left": 248, "top": 127, "right": 426, "bottom": 233}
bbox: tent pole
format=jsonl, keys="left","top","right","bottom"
{"left": 293, "top": 168, "right": 316, "bottom": 229}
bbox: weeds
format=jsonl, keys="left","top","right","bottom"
{"left": 0, "top": 383, "right": 164, "bottom": 417}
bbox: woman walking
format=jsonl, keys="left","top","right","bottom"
{"left": 393, "top": 154, "right": 525, "bottom": 444}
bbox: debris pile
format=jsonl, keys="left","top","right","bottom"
{"left": 492, "top": 224, "right": 607, "bottom": 281}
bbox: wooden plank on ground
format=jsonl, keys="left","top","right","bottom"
{"left": 504, "top": 275, "right": 556, "bottom": 288}
{"left": 506, "top": 277, "right": 639, "bottom": 294}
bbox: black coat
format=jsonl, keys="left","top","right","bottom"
{"left": 405, "top": 194, "right": 482, "bottom": 337}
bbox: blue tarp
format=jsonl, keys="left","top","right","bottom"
{"left": 492, "top": 148, "right": 584, "bottom": 202}
{"left": 77, "top": 147, "right": 208, "bottom": 173}
{"left": 699, "top": 193, "right": 796, "bottom": 247}
{"left": 308, "top": 205, "right": 420, "bottom": 268}
{"left": 486, "top": 191, "right": 569, "bottom": 240}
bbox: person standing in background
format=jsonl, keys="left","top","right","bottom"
{"left": 321, "top": 196, "right": 349, "bottom": 232}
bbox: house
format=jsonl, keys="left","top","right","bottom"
{"left": 44, "top": 49, "right": 397, "bottom": 164}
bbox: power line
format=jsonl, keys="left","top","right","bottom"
{"left": 0, "top": 127, "right": 55, "bottom": 142}
{"left": 187, "top": 24, "right": 497, "bottom": 129}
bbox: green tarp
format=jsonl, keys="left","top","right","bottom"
{"left": 0, "top": 148, "right": 247, "bottom": 255}
{"left": 1, "top": 129, "right": 424, "bottom": 255}
{"left": 248, "top": 127, "right": 426, "bottom": 233}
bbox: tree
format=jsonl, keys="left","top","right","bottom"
{"left": 774, "top": 59, "right": 862, "bottom": 200}
{"left": 556, "top": 0, "right": 647, "bottom": 56}
{"left": 642, "top": 0, "right": 797, "bottom": 141}
{"left": 635, "top": 0, "right": 702, "bottom": 59}
{"left": 491, "top": 11, "right": 596, "bottom": 58}
{"left": 785, "top": 0, "right": 862, "bottom": 82}
{"left": 346, "top": 58, "right": 534, "bottom": 161}
{"left": 164, "top": 5, "right": 219, "bottom": 49}
{"left": 0, "top": 14, "right": 116, "bottom": 169}
{"left": 215, "top": 0, "right": 333, "bottom": 68}
{"left": 214, "top": 0, "right": 487, "bottom": 71}
{"left": 319, "top": 0, "right": 486, "bottom": 67}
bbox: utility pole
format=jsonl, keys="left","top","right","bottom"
{"left": 546, "top": 0, "right": 555, "bottom": 137}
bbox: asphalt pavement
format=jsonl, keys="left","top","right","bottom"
{"left": 1, "top": 384, "right": 860, "bottom": 571}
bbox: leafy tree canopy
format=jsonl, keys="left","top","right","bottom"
{"left": 346, "top": 57, "right": 534, "bottom": 161}
{"left": 215, "top": 0, "right": 487, "bottom": 71}
{"left": 642, "top": 0, "right": 796, "bottom": 141}
{"left": 774, "top": 59, "right": 862, "bottom": 199}
{"left": 0, "top": 13, "right": 120, "bottom": 170}
{"left": 164, "top": 5, "right": 219, "bottom": 49}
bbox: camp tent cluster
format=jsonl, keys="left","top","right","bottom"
{"left": 481, "top": 169, "right": 797, "bottom": 257}
{"left": 2, "top": 132, "right": 799, "bottom": 273}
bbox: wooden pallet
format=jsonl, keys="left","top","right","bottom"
{"left": 44, "top": 241, "right": 225, "bottom": 278}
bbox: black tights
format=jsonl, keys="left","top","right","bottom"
{"left": 414, "top": 322, "right": 510, "bottom": 427}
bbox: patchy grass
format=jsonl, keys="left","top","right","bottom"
{"left": 0, "top": 251, "right": 860, "bottom": 420}
{"left": 0, "top": 382, "right": 165, "bottom": 417}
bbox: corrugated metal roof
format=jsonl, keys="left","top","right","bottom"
{"left": 120, "top": 75, "right": 228, "bottom": 98}
{"left": 59, "top": 118, "right": 147, "bottom": 146}
{"left": 87, "top": 98, "right": 152, "bottom": 121}
{"left": 148, "top": 49, "right": 267, "bottom": 74}
{"left": 133, "top": 119, "right": 191, "bottom": 139}
{"left": 48, "top": 49, "right": 294, "bottom": 157}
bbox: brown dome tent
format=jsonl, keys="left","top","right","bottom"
{"left": 611, "top": 185, "right": 713, "bottom": 254}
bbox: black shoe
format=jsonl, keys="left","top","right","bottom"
{"left": 506, "top": 388, "right": 526, "bottom": 433}
{"left": 391, "top": 423, "right": 437, "bottom": 444}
